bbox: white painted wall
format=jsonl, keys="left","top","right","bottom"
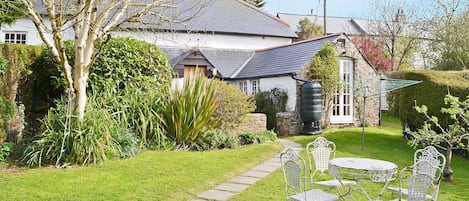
{"left": 114, "top": 31, "right": 292, "bottom": 49}
{"left": 1, "top": 18, "right": 292, "bottom": 50}
{"left": 0, "top": 18, "right": 74, "bottom": 45}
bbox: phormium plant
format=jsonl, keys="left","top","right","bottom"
{"left": 162, "top": 72, "right": 218, "bottom": 147}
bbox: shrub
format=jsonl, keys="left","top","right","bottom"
{"left": 394, "top": 70, "right": 469, "bottom": 131}
{"left": 21, "top": 37, "right": 173, "bottom": 148}
{"left": 238, "top": 130, "right": 277, "bottom": 145}
{"left": 22, "top": 98, "right": 138, "bottom": 167}
{"left": 254, "top": 88, "right": 288, "bottom": 130}
{"left": 19, "top": 46, "right": 64, "bottom": 133}
{"left": 89, "top": 37, "right": 172, "bottom": 93}
{"left": 0, "top": 142, "right": 12, "bottom": 162}
{"left": 162, "top": 73, "right": 218, "bottom": 147}
{"left": 0, "top": 96, "right": 14, "bottom": 142}
{"left": 224, "top": 134, "right": 240, "bottom": 149}
{"left": 195, "top": 129, "right": 239, "bottom": 150}
{"left": 87, "top": 37, "right": 173, "bottom": 149}
{"left": 0, "top": 44, "right": 42, "bottom": 141}
{"left": 212, "top": 80, "right": 256, "bottom": 131}
{"left": 258, "top": 130, "right": 277, "bottom": 142}
{"left": 98, "top": 86, "right": 172, "bottom": 150}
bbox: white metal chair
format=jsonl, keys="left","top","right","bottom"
{"left": 391, "top": 160, "right": 436, "bottom": 201}
{"left": 306, "top": 137, "right": 355, "bottom": 196}
{"left": 387, "top": 146, "right": 446, "bottom": 200}
{"left": 280, "top": 148, "right": 339, "bottom": 201}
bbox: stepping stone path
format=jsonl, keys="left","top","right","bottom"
{"left": 192, "top": 139, "right": 302, "bottom": 201}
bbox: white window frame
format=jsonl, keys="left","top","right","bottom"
{"left": 4, "top": 31, "right": 27, "bottom": 44}
{"left": 331, "top": 58, "right": 354, "bottom": 124}
{"left": 250, "top": 79, "right": 260, "bottom": 95}
{"left": 238, "top": 80, "right": 248, "bottom": 94}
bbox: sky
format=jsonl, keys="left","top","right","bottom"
{"left": 263, "top": 0, "right": 375, "bottom": 18}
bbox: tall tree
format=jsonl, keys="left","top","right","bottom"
{"left": 424, "top": 0, "right": 469, "bottom": 70}
{"left": 296, "top": 17, "right": 323, "bottom": 41}
{"left": 242, "top": 0, "right": 266, "bottom": 9}
{"left": 6, "top": 0, "right": 204, "bottom": 120}
{"left": 0, "top": 0, "right": 23, "bottom": 25}
{"left": 370, "top": 0, "right": 423, "bottom": 70}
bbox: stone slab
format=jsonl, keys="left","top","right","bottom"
{"left": 215, "top": 182, "right": 250, "bottom": 192}
{"left": 277, "top": 139, "right": 302, "bottom": 148}
{"left": 229, "top": 176, "right": 261, "bottom": 185}
{"left": 266, "top": 160, "right": 282, "bottom": 166}
{"left": 252, "top": 164, "right": 279, "bottom": 172}
{"left": 241, "top": 170, "right": 271, "bottom": 178}
{"left": 198, "top": 190, "right": 235, "bottom": 201}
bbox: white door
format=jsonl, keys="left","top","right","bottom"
{"left": 331, "top": 59, "right": 354, "bottom": 124}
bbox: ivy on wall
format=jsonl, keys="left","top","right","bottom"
{"left": 309, "top": 42, "right": 340, "bottom": 127}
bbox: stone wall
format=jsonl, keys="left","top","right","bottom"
{"left": 276, "top": 112, "right": 302, "bottom": 136}
{"left": 271, "top": 34, "right": 380, "bottom": 136}
{"left": 338, "top": 34, "right": 380, "bottom": 126}
{"left": 231, "top": 113, "right": 267, "bottom": 133}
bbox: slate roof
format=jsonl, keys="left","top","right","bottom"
{"left": 160, "top": 47, "right": 254, "bottom": 78}
{"left": 121, "top": 0, "right": 297, "bottom": 38}
{"left": 200, "top": 49, "right": 254, "bottom": 78}
{"left": 33, "top": 0, "right": 297, "bottom": 38}
{"left": 160, "top": 47, "right": 189, "bottom": 67}
{"left": 277, "top": 13, "right": 432, "bottom": 39}
{"left": 234, "top": 34, "right": 340, "bottom": 79}
{"left": 277, "top": 13, "right": 368, "bottom": 35}
{"left": 161, "top": 34, "right": 342, "bottom": 79}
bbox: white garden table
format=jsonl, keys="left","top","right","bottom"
{"left": 328, "top": 157, "right": 397, "bottom": 200}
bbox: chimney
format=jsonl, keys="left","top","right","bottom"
{"left": 395, "top": 9, "right": 406, "bottom": 23}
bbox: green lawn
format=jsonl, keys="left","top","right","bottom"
{"left": 0, "top": 143, "right": 283, "bottom": 201}
{"left": 1, "top": 113, "right": 468, "bottom": 201}
{"left": 231, "top": 113, "right": 469, "bottom": 201}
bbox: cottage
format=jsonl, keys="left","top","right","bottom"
{"left": 1, "top": 0, "right": 380, "bottom": 133}
{"left": 162, "top": 33, "right": 379, "bottom": 134}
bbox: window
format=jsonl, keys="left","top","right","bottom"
{"left": 337, "top": 39, "right": 346, "bottom": 49}
{"left": 4, "top": 32, "right": 27, "bottom": 44}
{"left": 238, "top": 81, "right": 247, "bottom": 94}
{"left": 251, "top": 80, "right": 260, "bottom": 95}
{"left": 331, "top": 59, "right": 354, "bottom": 124}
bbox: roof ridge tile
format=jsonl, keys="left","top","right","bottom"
{"left": 256, "top": 33, "right": 342, "bottom": 52}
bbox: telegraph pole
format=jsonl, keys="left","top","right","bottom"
{"left": 323, "top": 0, "right": 327, "bottom": 35}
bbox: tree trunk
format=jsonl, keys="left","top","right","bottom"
{"left": 71, "top": 69, "right": 89, "bottom": 120}
{"left": 443, "top": 148, "right": 453, "bottom": 182}
{"left": 322, "top": 94, "right": 332, "bottom": 127}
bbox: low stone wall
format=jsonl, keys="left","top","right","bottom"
{"left": 231, "top": 113, "right": 267, "bottom": 133}
{"left": 276, "top": 112, "right": 302, "bottom": 136}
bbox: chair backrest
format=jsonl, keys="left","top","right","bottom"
{"left": 280, "top": 148, "right": 307, "bottom": 199}
{"left": 405, "top": 174, "right": 433, "bottom": 201}
{"left": 413, "top": 146, "right": 446, "bottom": 200}
{"left": 413, "top": 146, "right": 446, "bottom": 181}
{"left": 398, "top": 160, "right": 435, "bottom": 201}
{"left": 306, "top": 137, "right": 336, "bottom": 175}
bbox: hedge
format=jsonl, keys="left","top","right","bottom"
{"left": 392, "top": 70, "right": 469, "bottom": 131}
